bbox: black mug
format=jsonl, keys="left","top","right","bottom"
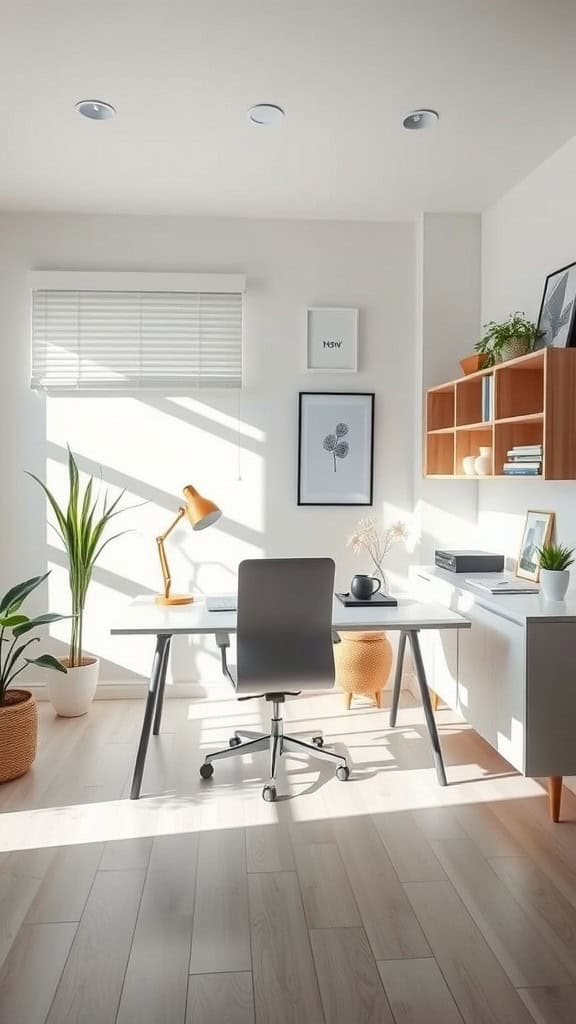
{"left": 350, "top": 574, "right": 381, "bottom": 600}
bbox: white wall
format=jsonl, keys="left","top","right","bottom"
{"left": 0, "top": 213, "right": 416, "bottom": 684}
{"left": 481, "top": 136, "right": 576, "bottom": 559}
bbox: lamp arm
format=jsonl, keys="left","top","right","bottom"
{"left": 156, "top": 507, "right": 186, "bottom": 600}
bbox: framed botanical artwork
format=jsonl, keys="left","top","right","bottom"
{"left": 516, "top": 509, "right": 555, "bottom": 581}
{"left": 306, "top": 307, "right": 358, "bottom": 372}
{"left": 298, "top": 392, "right": 374, "bottom": 505}
{"left": 536, "top": 261, "right": 576, "bottom": 349}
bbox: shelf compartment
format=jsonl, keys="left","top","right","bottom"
{"left": 495, "top": 358, "right": 544, "bottom": 420}
{"left": 426, "top": 432, "right": 455, "bottom": 476}
{"left": 427, "top": 386, "right": 455, "bottom": 432}
{"left": 494, "top": 420, "right": 543, "bottom": 478}
{"left": 455, "top": 373, "right": 493, "bottom": 427}
{"left": 454, "top": 426, "right": 493, "bottom": 476}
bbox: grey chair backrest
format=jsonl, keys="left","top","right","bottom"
{"left": 236, "top": 557, "right": 336, "bottom": 694}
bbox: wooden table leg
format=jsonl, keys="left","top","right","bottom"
{"left": 548, "top": 776, "right": 563, "bottom": 822}
{"left": 430, "top": 689, "right": 439, "bottom": 712}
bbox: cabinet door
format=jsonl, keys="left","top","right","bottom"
{"left": 457, "top": 602, "right": 526, "bottom": 772}
{"left": 410, "top": 570, "right": 459, "bottom": 711}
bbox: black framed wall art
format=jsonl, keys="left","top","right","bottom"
{"left": 297, "top": 392, "right": 374, "bottom": 505}
{"left": 537, "top": 261, "right": 576, "bottom": 349}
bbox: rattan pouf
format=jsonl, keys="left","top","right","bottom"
{"left": 334, "top": 631, "right": 393, "bottom": 709}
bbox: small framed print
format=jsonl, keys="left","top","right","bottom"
{"left": 298, "top": 392, "right": 374, "bottom": 505}
{"left": 306, "top": 307, "right": 358, "bottom": 372}
{"left": 516, "top": 509, "right": 555, "bottom": 582}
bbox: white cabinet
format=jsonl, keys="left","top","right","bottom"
{"left": 457, "top": 602, "right": 525, "bottom": 772}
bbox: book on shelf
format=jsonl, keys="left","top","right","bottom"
{"left": 481, "top": 375, "right": 493, "bottom": 422}
{"left": 503, "top": 463, "right": 542, "bottom": 475}
{"left": 507, "top": 444, "right": 543, "bottom": 455}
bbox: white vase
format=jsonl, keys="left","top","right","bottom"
{"left": 474, "top": 446, "right": 493, "bottom": 476}
{"left": 539, "top": 569, "right": 570, "bottom": 602}
{"left": 462, "top": 455, "right": 477, "bottom": 476}
{"left": 47, "top": 657, "right": 99, "bottom": 717}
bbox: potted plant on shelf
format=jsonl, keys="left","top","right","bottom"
{"left": 29, "top": 448, "right": 136, "bottom": 717}
{"left": 474, "top": 312, "right": 542, "bottom": 367}
{"left": 0, "top": 572, "right": 66, "bottom": 782}
{"left": 536, "top": 543, "right": 574, "bottom": 602}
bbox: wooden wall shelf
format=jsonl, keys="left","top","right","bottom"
{"left": 425, "top": 348, "right": 576, "bottom": 480}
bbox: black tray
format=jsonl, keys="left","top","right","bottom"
{"left": 336, "top": 591, "right": 398, "bottom": 608}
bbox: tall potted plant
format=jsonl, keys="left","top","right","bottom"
{"left": 0, "top": 572, "right": 66, "bottom": 782}
{"left": 29, "top": 448, "right": 135, "bottom": 717}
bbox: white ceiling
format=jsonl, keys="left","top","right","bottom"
{"left": 1, "top": 0, "right": 576, "bottom": 220}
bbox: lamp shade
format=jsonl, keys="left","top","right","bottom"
{"left": 182, "top": 485, "right": 221, "bottom": 530}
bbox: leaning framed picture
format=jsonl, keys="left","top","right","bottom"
{"left": 298, "top": 392, "right": 374, "bottom": 505}
{"left": 536, "top": 261, "right": 576, "bottom": 349}
{"left": 516, "top": 509, "right": 555, "bottom": 582}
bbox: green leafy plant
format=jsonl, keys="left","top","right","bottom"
{"left": 0, "top": 572, "right": 66, "bottom": 705}
{"left": 29, "top": 448, "right": 138, "bottom": 668}
{"left": 536, "top": 543, "right": 575, "bottom": 572}
{"left": 474, "top": 312, "right": 542, "bottom": 367}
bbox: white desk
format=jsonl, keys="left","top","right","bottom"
{"left": 111, "top": 595, "right": 470, "bottom": 798}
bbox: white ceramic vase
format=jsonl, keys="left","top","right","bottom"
{"left": 462, "top": 455, "right": 477, "bottom": 476}
{"left": 47, "top": 657, "right": 99, "bottom": 717}
{"left": 539, "top": 569, "right": 570, "bottom": 602}
{"left": 474, "top": 446, "right": 493, "bottom": 476}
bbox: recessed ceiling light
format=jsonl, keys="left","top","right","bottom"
{"left": 76, "top": 100, "right": 116, "bottom": 121}
{"left": 403, "top": 109, "right": 439, "bottom": 130}
{"left": 247, "top": 103, "right": 284, "bottom": 126}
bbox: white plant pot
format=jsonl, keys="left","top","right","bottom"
{"left": 539, "top": 568, "right": 570, "bottom": 602}
{"left": 474, "top": 446, "right": 493, "bottom": 476}
{"left": 47, "top": 657, "right": 99, "bottom": 717}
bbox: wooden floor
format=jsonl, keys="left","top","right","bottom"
{"left": 1, "top": 688, "right": 576, "bottom": 1024}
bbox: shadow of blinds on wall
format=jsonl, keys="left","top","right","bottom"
{"left": 30, "top": 271, "right": 245, "bottom": 391}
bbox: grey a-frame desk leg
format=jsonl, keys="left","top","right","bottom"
{"left": 390, "top": 628, "right": 448, "bottom": 787}
{"left": 130, "top": 633, "right": 172, "bottom": 800}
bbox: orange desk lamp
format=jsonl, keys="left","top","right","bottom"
{"left": 155, "top": 485, "right": 221, "bottom": 605}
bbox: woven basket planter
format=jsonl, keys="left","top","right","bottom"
{"left": 0, "top": 690, "right": 38, "bottom": 783}
{"left": 334, "top": 631, "right": 393, "bottom": 709}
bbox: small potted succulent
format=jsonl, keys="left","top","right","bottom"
{"left": 536, "top": 543, "right": 574, "bottom": 602}
{"left": 0, "top": 573, "right": 66, "bottom": 782}
{"left": 29, "top": 447, "right": 136, "bottom": 717}
{"left": 474, "top": 312, "right": 542, "bottom": 367}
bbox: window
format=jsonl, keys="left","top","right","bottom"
{"left": 30, "top": 272, "right": 245, "bottom": 391}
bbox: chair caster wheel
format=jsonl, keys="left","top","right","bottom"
{"left": 229, "top": 736, "right": 242, "bottom": 747}
{"left": 312, "top": 735, "right": 324, "bottom": 747}
{"left": 262, "top": 784, "right": 277, "bottom": 802}
{"left": 336, "top": 766, "right": 350, "bottom": 782}
{"left": 200, "top": 762, "right": 214, "bottom": 779}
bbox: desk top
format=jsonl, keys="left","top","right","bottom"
{"left": 110, "top": 595, "right": 471, "bottom": 636}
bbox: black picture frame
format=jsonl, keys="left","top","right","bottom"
{"left": 297, "top": 392, "right": 375, "bottom": 506}
{"left": 536, "top": 260, "right": 576, "bottom": 349}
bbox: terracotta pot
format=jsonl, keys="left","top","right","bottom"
{"left": 334, "top": 631, "right": 393, "bottom": 709}
{"left": 459, "top": 353, "right": 488, "bottom": 375}
{"left": 47, "top": 657, "right": 99, "bottom": 717}
{"left": 0, "top": 689, "right": 38, "bottom": 783}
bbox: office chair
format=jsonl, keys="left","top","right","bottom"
{"left": 199, "top": 557, "right": 350, "bottom": 801}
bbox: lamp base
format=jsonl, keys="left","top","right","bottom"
{"left": 155, "top": 594, "right": 195, "bottom": 606}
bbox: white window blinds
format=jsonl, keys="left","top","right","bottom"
{"left": 30, "top": 272, "right": 245, "bottom": 391}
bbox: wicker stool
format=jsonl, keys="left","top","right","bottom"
{"left": 334, "top": 631, "right": 393, "bottom": 709}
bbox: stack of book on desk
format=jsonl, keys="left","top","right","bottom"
{"left": 503, "top": 443, "right": 543, "bottom": 476}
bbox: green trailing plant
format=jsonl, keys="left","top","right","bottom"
{"left": 29, "top": 448, "right": 138, "bottom": 669}
{"left": 536, "top": 543, "right": 575, "bottom": 572}
{"left": 0, "top": 572, "right": 66, "bottom": 705}
{"left": 474, "top": 312, "right": 542, "bottom": 367}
